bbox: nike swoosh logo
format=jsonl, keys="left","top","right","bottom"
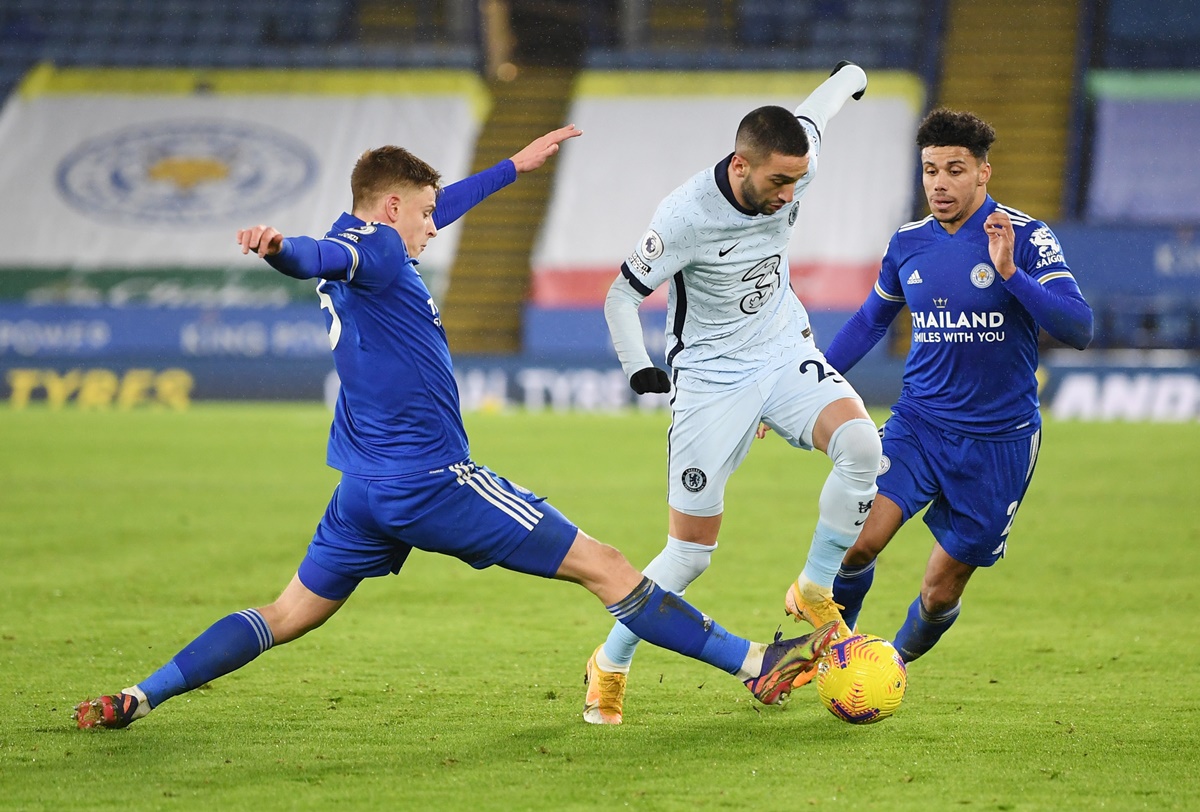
{"left": 718, "top": 242, "right": 740, "bottom": 257}
{"left": 854, "top": 519, "right": 867, "bottom": 526}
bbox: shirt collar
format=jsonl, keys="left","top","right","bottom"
{"left": 714, "top": 153, "right": 759, "bottom": 216}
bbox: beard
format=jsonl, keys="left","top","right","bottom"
{"left": 739, "top": 176, "right": 778, "bottom": 215}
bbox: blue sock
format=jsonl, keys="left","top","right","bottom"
{"left": 607, "top": 577, "right": 750, "bottom": 675}
{"left": 893, "top": 597, "right": 960, "bottom": 662}
{"left": 138, "top": 609, "right": 275, "bottom": 708}
{"left": 602, "top": 537, "right": 714, "bottom": 668}
{"left": 832, "top": 560, "right": 876, "bottom": 631}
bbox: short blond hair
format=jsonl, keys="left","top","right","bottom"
{"left": 350, "top": 146, "right": 441, "bottom": 210}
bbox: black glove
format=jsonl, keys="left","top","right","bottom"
{"left": 831, "top": 60, "right": 866, "bottom": 100}
{"left": 629, "top": 367, "right": 671, "bottom": 395}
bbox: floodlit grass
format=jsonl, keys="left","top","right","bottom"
{"left": 1, "top": 404, "right": 1197, "bottom": 810}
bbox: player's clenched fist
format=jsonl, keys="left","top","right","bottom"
{"left": 237, "top": 225, "right": 284, "bottom": 257}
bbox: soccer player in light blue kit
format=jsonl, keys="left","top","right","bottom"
{"left": 825, "top": 109, "right": 1093, "bottom": 662}
{"left": 584, "top": 62, "right": 880, "bottom": 724}
{"left": 74, "top": 126, "right": 838, "bottom": 730}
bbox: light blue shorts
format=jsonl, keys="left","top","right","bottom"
{"left": 667, "top": 348, "right": 863, "bottom": 516}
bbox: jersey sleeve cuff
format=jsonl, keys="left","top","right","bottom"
{"left": 620, "top": 262, "right": 654, "bottom": 297}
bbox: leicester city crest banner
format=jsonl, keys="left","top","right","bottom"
{"left": 0, "top": 65, "right": 490, "bottom": 274}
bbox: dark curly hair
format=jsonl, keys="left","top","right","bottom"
{"left": 916, "top": 108, "right": 996, "bottom": 160}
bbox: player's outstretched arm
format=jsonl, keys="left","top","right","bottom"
{"left": 434, "top": 126, "right": 581, "bottom": 229}
{"left": 795, "top": 61, "right": 868, "bottom": 134}
{"left": 509, "top": 124, "right": 582, "bottom": 173}
{"left": 237, "top": 225, "right": 284, "bottom": 258}
{"left": 831, "top": 60, "right": 867, "bottom": 99}
{"left": 237, "top": 226, "right": 352, "bottom": 281}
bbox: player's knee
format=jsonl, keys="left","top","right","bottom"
{"left": 919, "top": 584, "right": 962, "bottom": 616}
{"left": 570, "top": 535, "right": 636, "bottom": 585}
{"left": 828, "top": 418, "right": 882, "bottom": 486}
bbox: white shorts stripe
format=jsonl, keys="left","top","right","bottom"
{"left": 1026, "top": 429, "right": 1041, "bottom": 482}
{"left": 470, "top": 470, "right": 543, "bottom": 522}
{"left": 464, "top": 474, "right": 537, "bottom": 530}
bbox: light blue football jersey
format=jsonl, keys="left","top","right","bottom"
{"left": 619, "top": 120, "right": 822, "bottom": 390}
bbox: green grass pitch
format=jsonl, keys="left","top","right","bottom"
{"left": 1, "top": 404, "right": 1197, "bottom": 810}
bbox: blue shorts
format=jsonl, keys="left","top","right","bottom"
{"left": 298, "top": 461, "right": 578, "bottom": 600}
{"left": 876, "top": 411, "right": 1041, "bottom": 567}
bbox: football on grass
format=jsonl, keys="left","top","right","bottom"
{"left": 816, "top": 633, "right": 907, "bottom": 724}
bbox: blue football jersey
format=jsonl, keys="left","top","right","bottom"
{"left": 314, "top": 212, "right": 468, "bottom": 477}
{"left": 873, "top": 196, "right": 1082, "bottom": 439}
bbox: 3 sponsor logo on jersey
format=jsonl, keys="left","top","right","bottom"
{"left": 56, "top": 119, "right": 318, "bottom": 226}
{"left": 639, "top": 229, "right": 665, "bottom": 261}
{"left": 1029, "top": 226, "right": 1065, "bottom": 269}
{"left": 970, "top": 263, "right": 996, "bottom": 289}
{"left": 739, "top": 256, "right": 782, "bottom": 315}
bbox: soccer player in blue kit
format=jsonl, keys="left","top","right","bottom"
{"left": 74, "top": 125, "right": 837, "bottom": 730}
{"left": 824, "top": 109, "right": 1094, "bottom": 662}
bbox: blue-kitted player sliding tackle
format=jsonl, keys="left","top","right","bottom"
{"left": 75, "top": 124, "right": 836, "bottom": 730}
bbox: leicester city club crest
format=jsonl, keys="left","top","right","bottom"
{"left": 969, "top": 263, "right": 996, "bottom": 289}
{"left": 56, "top": 119, "right": 318, "bottom": 226}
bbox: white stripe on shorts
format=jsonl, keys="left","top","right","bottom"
{"left": 464, "top": 471, "right": 541, "bottom": 530}
{"left": 1026, "top": 429, "right": 1041, "bottom": 483}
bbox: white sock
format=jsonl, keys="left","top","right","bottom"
{"left": 123, "top": 684, "right": 152, "bottom": 719}
{"left": 736, "top": 641, "right": 768, "bottom": 681}
{"left": 802, "top": 418, "right": 880, "bottom": 588}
